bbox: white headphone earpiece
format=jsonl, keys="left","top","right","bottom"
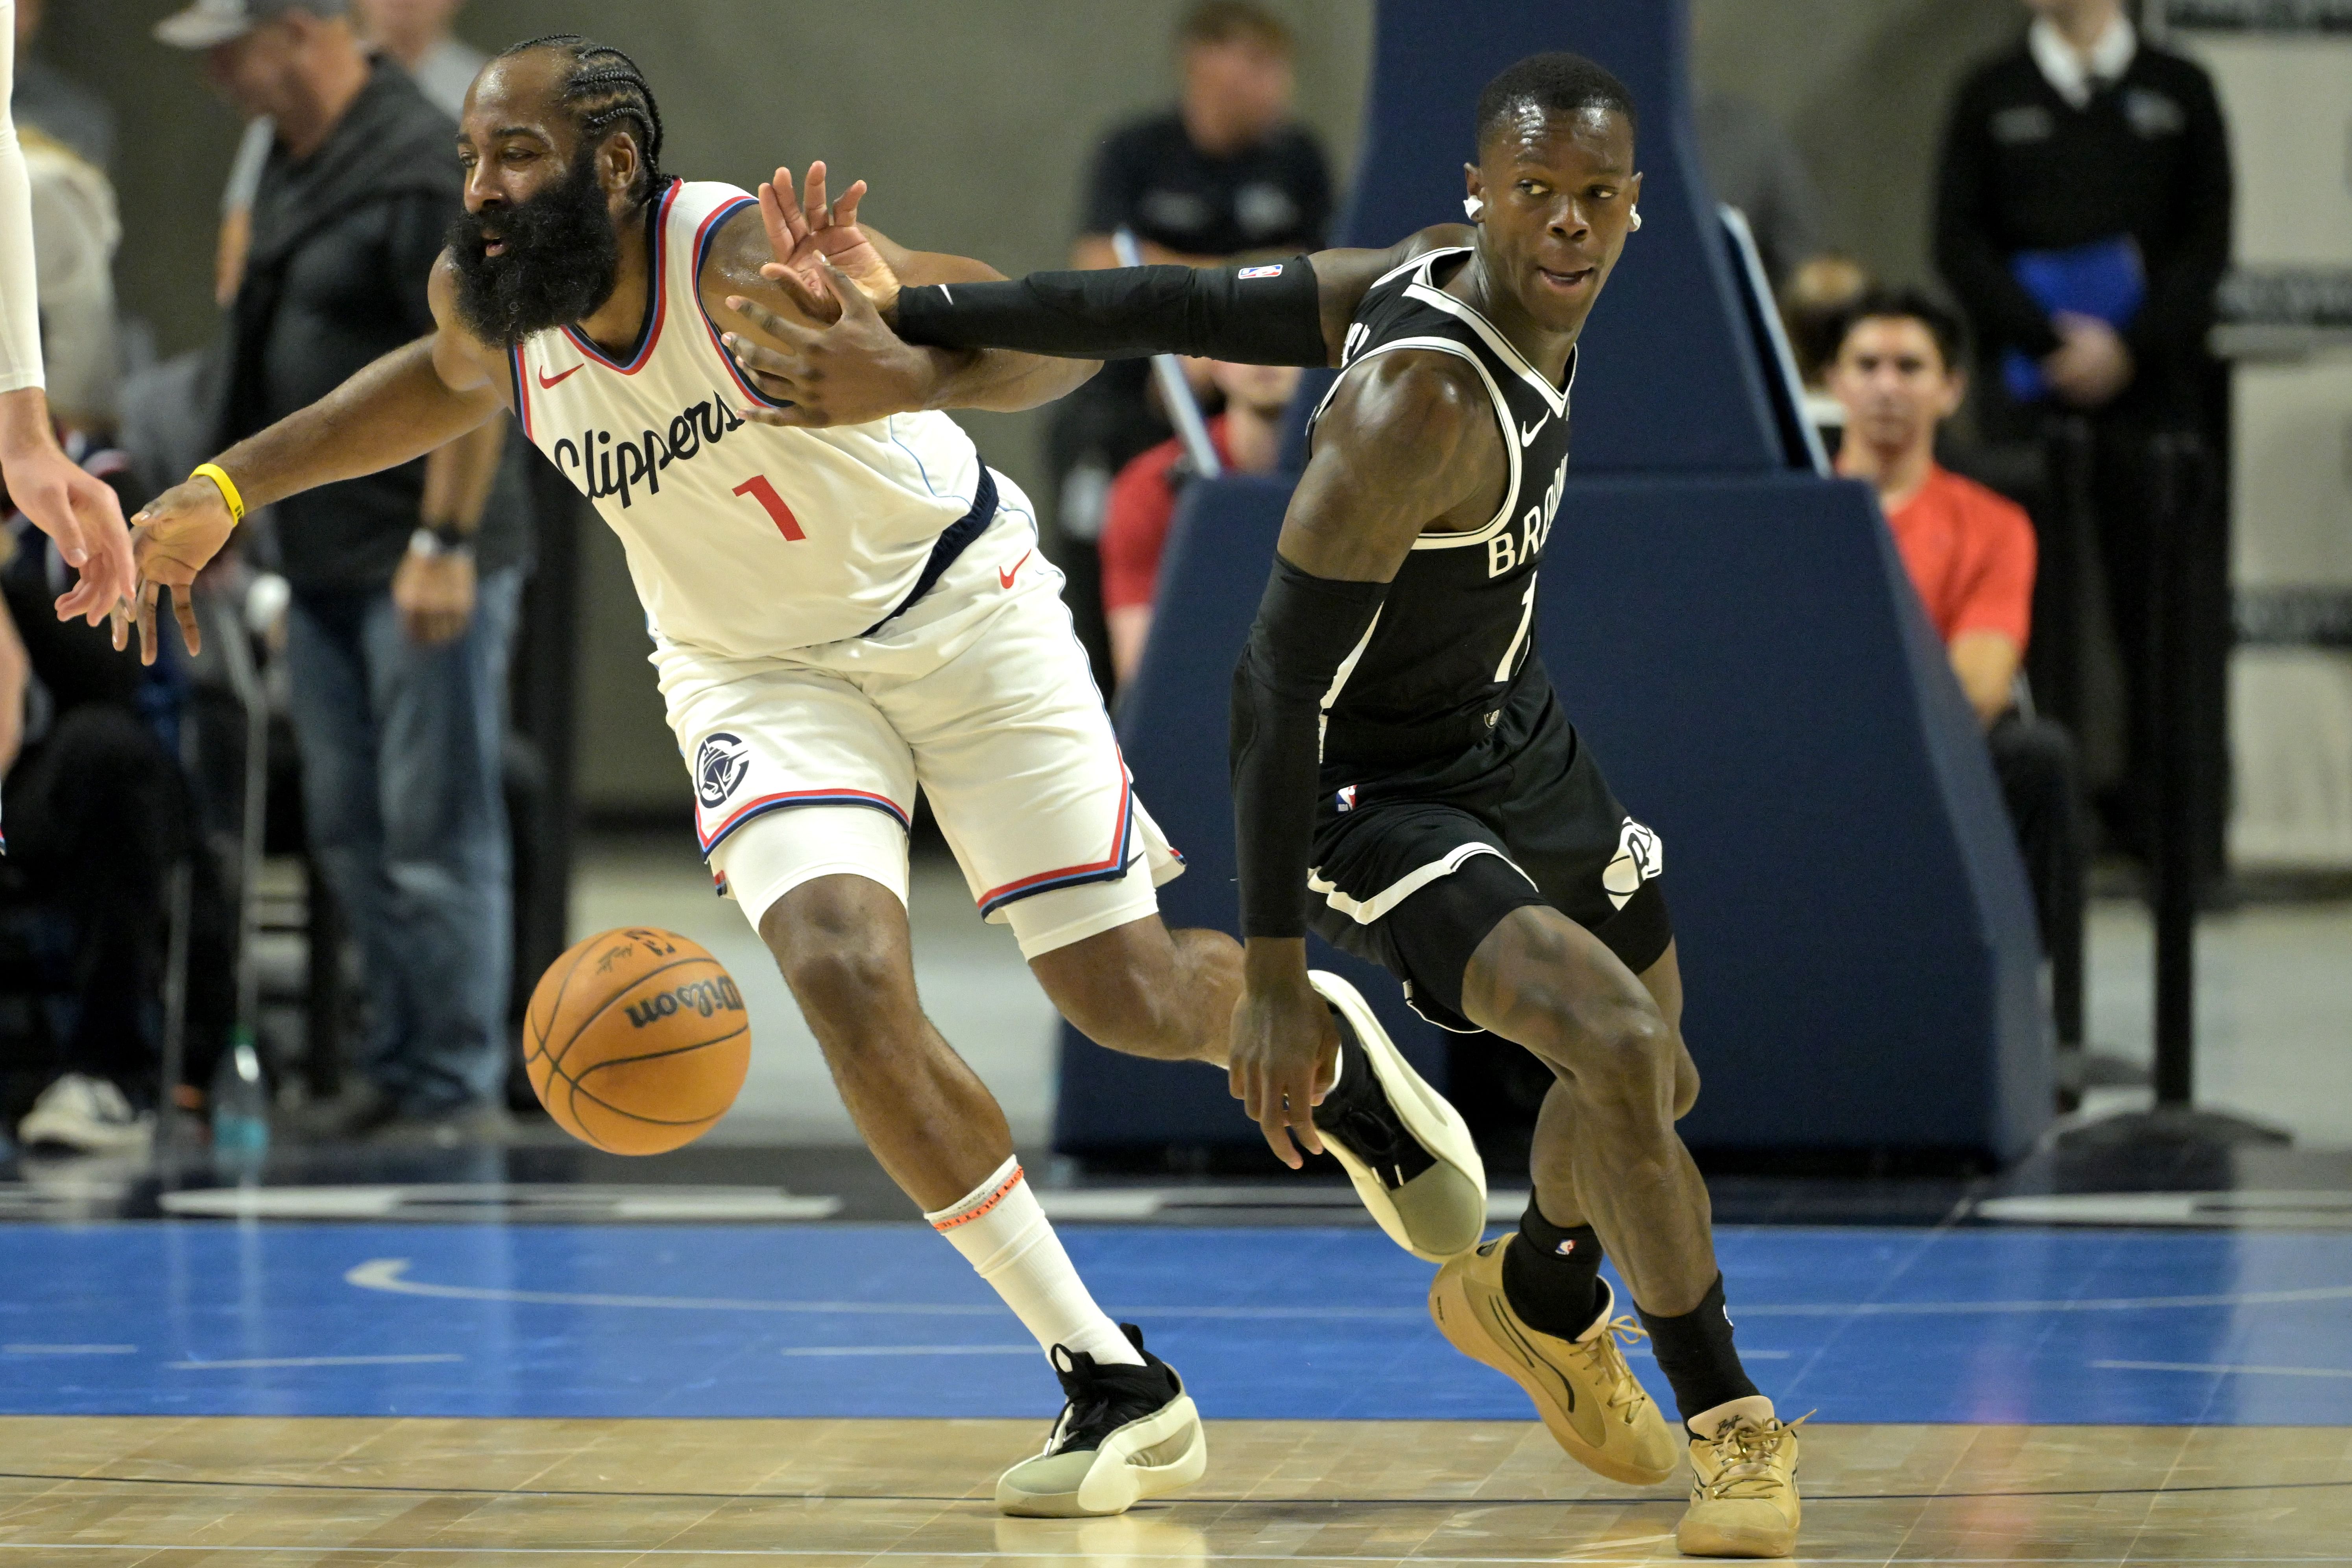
{"left": 1628, "top": 207, "right": 1643, "bottom": 231}
{"left": 1463, "top": 196, "right": 1484, "bottom": 220}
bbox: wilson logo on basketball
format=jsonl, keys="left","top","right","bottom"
{"left": 624, "top": 975, "right": 746, "bottom": 1029}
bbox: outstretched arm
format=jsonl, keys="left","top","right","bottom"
{"left": 1224, "top": 351, "right": 1500, "bottom": 1166}
{"left": 700, "top": 164, "right": 1096, "bottom": 428}
{"left": 880, "top": 226, "right": 1473, "bottom": 369}
{"left": 126, "top": 256, "right": 509, "bottom": 661}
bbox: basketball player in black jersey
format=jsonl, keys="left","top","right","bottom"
{"left": 724, "top": 53, "right": 1800, "bottom": 1557}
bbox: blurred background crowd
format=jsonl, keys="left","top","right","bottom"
{"left": 2, "top": 0, "right": 2343, "bottom": 1164}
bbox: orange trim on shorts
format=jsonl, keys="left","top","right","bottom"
{"left": 929, "top": 1165, "right": 1025, "bottom": 1231}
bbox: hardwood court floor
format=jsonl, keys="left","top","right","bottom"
{"left": 0, "top": 1417, "right": 2345, "bottom": 1566}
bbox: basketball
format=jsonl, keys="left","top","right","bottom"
{"left": 523, "top": 927, "right": 751, "bottom": 1154}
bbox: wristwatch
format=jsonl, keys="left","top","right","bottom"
{"left": 408, "top": 519, "right": 476, "bottom": 559}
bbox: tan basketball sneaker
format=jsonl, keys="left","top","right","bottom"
{"left": 1308, "top": 970, "right": 1487, "bottom": 1261}
{"left": 1429, "top": 1236, "right": 1679, "bottom": 1485}
{"left": 996, "top": 1326, "right": 1207, "bottom": 1518}
{"left": 1677, "top": 1405, "right": 1803, "bottom": 1557}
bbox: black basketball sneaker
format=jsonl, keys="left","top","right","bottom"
{"left": 1307, "top": 970, "right": 1488, "bottom": 1261}
{"left": 995, "top": 1325, "right": 1207, "bottom": 1518}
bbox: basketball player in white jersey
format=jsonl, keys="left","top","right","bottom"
{"left": 122, "top": 33, "right": 1485, "bottom": 1517}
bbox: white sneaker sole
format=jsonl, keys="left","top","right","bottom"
{"left": 994, "top": 1393, "right": 1208, "bottom": 1518}
{"left": 1310, "top": 970, "right": 1488, "bottom": 1262}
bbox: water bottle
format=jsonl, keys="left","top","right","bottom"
{"left": 211, "top": 1031, "right": 270, "bottom": 1165}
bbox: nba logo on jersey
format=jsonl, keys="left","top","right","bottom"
{"left": 1336, "top": 785, "right": 1358, "bottom": 813}
{"left": 695, "top": 733, "right": 753, "bottom": 809}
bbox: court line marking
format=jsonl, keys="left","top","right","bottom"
{"left": 2, "top": 1467, "right": 2345, "bottom": 1508}
{"left": 2094, "top": 1359, "right": 2352, "bottom": 1380}
{"left": 344, "top": 1257, "right": 2352, "bottom": 1319}
{"left": 166, "top": 1354, "right": 464, "bottom": 1370}
{"left": 1, "top": 1344, "right": 135, "bottom": 1355}
{"left": 781, "top": 1345, "right": 1039, "bottom": 1356}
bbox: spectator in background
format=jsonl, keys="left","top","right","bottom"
{"left": 1934, "top": 0, "right": 2230, "bottom": 850}
{"left": 216, "top": 0, "right": 483, "bottom": 304}
{"left": 158, "top": 0, "right": 529, "bottom": 1144}
{"left": 1829, "top": 290, "right": 2084, "bottom": 1047}
{"left": 15, "top": 126, "right": 116, "bottom": 440}
{"left": 8, "top": 0, "right": 111, "bottom": 170}
{"left": 1100, "top": 359, "right": 1301, "bottom": 685}
{"left": 1051, "top": 0, "right": 1334, "bottom": 694}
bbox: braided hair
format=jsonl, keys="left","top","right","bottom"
{"left": 497, "top": 34, "right": 666, "bottom": 205}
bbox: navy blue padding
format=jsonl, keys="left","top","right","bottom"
{"left": 1282, "top": 0, "right": 1783, "bottom": 476}
{"left": 1535, "top": 475, "right": 2048, "bottom": 1156}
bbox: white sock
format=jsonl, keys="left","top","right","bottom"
{"left": 924, "top": 1156, "right": 1145, "bottom": 1367}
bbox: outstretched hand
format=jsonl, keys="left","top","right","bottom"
{"left": 118, "top": 477, "right": 238, "bottom": 665}
{"left": 0, "top": 427, "right": 135, "bottom": 624}
{"left": 723, "top": 255, "right": 942, "bottom": 428}
{"left": 754, "top": 161, "right": 903, "bottom": 323}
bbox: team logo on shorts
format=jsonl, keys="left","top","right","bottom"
{"left": 695, "top": 733, "right": 753, "bottom": 810}
{"left": 1601, "top": 817, "right": 1663, "bottom": 910}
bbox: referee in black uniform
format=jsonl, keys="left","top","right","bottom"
{"left": 1933, "top": 0, "right": 2231, "bottom": 853}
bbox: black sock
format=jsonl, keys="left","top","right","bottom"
{"left": 1637, "top": 1275, "right": 1760, "bottom": 1429}
{"left": 1500, "top": 1198, "right": 1605, "bottom": 1338}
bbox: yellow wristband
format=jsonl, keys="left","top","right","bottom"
{"left": 191, "top": 462, "right": 246, "bottom": 525}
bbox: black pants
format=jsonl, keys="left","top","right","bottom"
{"left": 1986, "top": 711, "right": 2086, "bottom": 1046}
{"left": 2042, "top": 404, "right": 2226, "bottom": 868}
{"left": 6, "top": 707, "right": 235, "bottom": 1101}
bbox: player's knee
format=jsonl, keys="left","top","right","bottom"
{"left": 1535, "top": 993, "right": 1675, "bottom": 1119}
{"left": 778, "top": 933, "right": 909, "bottom": 1041}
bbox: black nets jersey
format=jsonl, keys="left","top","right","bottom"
{"left": 1304, "top": 246, "right": 1577, "bottom": 770}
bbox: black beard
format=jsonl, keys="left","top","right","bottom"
{"left": 446, "top": 146, "right": 625, "bottom": 347}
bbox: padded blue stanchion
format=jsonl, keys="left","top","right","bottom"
{"left": 1050, "top": 0, "right": 2049, "bottom": 1162}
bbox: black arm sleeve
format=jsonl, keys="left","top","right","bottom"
{"left": 894, "top": 257, "right": 1328, "bottom": 366}
{"left": 1229, "top": 556, "right": 1388, "bottom": 938}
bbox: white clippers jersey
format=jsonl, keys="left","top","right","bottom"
{"left": 507, "top": 180, "right": 986, "bottom": 656}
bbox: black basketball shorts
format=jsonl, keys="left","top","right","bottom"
{"left": 1306, "top": 680, "right": 1672, "bottom": 1033}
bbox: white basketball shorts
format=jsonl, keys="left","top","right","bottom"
{"left": 653, "top": 478, "right": 1184, "bottom": 960}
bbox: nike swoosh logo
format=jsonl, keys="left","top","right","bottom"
{"left": 998, "top": 550, "right": 1032, "bottom": 590}
{"left": 537, "top": 364, "right": 584, "bottom": 389}
{"left": 1519, "top": 416, "right": 1546, "bottom": 448}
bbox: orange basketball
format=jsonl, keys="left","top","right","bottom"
{"left": 523, "top": 927, "right": 751, "bottom": 1154}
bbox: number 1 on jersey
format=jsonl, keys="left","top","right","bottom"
{"left": 731, "top": 475, "right": 805, "bottom": 541}
{"left": 1495, "top": 580, "right": 1537, "bottom": 682}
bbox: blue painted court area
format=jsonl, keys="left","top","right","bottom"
{"left": 2, "top": 1222, "right": 2347, "bottom": 1426}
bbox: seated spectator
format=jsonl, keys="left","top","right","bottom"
{"left": 1053, "top": 0, "right": 1334, "bottom": 694}
{"left": 0, "top": 438, "right": 234, "bottom": 1154}
{"left": 1827, "top": 289, "right": 2084, "bottom": 1043}
{"left": 1099, "top": 360, "right": 1301, "bottom": 684}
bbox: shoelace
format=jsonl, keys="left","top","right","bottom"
{"left": 1696, "top": 1413, "right": 1812, "bottom": 1500}
{"left": 1562, "top": 1316, "right": 1654, "bottom": 1422}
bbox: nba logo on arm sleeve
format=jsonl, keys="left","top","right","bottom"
{"left": 1238, "top": 264, "right": 1286, "bottom": 279}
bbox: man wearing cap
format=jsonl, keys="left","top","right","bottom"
{"left": 159, "top": 0, "right": 532, "bottom": 1144}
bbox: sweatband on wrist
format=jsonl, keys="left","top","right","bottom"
{"left": 1229, "top": 554, "right": 1388, "bottom": 938}
{"left": 192, "top": 463, "right": 246, "bottom": 525}
{"left": 895, "top": 257, "right": 1328, "bottom": 366}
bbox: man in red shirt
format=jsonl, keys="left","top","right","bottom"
{"left": 1830, "top": 288, "right": 2084, "bottom": 1047}
{"left": 1099, "top": 358, "right": 1300, "bottom": 684}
